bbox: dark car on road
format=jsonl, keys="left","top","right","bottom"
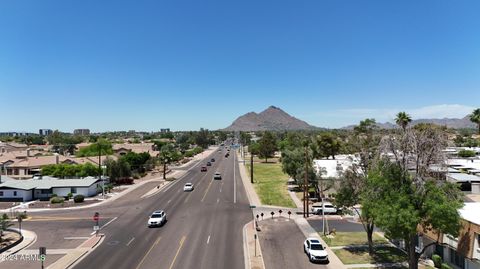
{"left": 206, "top": 162, "right": 212, "bottom": 166}
{"left": 211, "top": 158, "right": 215, "bottom": 162}
{"left": 201, "top": 166, "right": 207, "bottom": 172}
{"left": 225, "top": 153, "right": 229, "bottom": 158}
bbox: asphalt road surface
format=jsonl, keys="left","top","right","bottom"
{"left": 71, "top": 148, "right": 252, "bottom": 269}
{"left": 258, "top": 217, "right": 335, "bottom": 269}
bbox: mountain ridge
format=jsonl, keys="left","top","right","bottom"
{"left": 223, "top": 106, "right": 317, "bottom": 131}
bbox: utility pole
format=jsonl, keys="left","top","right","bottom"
{"left": 98, "top": 143, "right": 104, "bottom": 199}
{"left": 304, "top": 146, "right": 309, "bottom": 218}
{"left": 250, "top": 152, "right": 254, "bottom": 184}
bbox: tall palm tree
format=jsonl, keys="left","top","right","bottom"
{"left": 395, "top": 112, "right": 412, "bottom": 131}
{"left": 470, "top": 108, "right": 480, "bottom": 134}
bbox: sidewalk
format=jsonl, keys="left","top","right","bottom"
{"left": 0, "top": 229, "right": 36, "bottom": 260}
{"left": 243, "top": 221, "right": 265, "bottom": 269}
{"left": 48, "top": 234, "right": 104, "bottom": 269}
{"left": 236, "top": 151, "right": 262, "bottom": 206}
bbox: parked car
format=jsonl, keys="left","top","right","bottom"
{"left": 211, "top": 158, "right": 215, "bottom": 162}
{"left": 213, "top": 172, "right": 222, "bottom": 180}
{"left": 303, "top": 238, "right": 328, "bottom": 263}
{"left": 183, "top": 183, "right": 194, "bottom": 191}
{"left": 311, "top": 202, "right": 338, "bottom": 215}
{"left": 201, "top": 166, "right": 207, "bottom": 172}
{"left": 148, "top": 210, "right": 167, "bottom": 227}
{"left": 206, "top": 162, "right": 212, "bottom": 166}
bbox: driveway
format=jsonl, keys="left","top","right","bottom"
{"left": 257, "top": 217, "right": 335, "bottom": 269}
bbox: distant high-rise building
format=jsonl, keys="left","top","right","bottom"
{"left": 39, "top": 129, "right": 53, "bottom": 136}
{"left": 160, "top": 128, "right": 170, "bottom": 133}
{"left": 73, "top": 129, "right": 90, "bottom": 136}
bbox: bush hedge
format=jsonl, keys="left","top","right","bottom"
{"left": 50, "top": 197, "right": 65, "bottom": 204}
{"left": 441, "top": 263, "right": 452, "bottom": 269}
{"left": 432, "top": 254, "right": 442, "bottom": 268}
{"left": 74, "top": 195, "right": 85, "bottom": 203}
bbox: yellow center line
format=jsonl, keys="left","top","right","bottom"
{"left": 168, "top": 236, "right": 186, "bottom": 269}
{"left": 201, "top": 179, "right": 214, "bottom": 202}
{"left": 135, "top": 235, "right": 162, "bottom": 269}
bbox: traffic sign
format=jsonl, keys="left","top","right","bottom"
{"left": 39, "top": 247, "right": 46, "bottom": 255}
{"left": 93, "top": 212, "right": 100, "bottom": 222}
{"left": 40, "top": 254, "right": 46, "bottom": 261}
{"left": 249, "top": 205, "right": 256, "bottom": 209}
{"left": 93, "top": 225, "right": 100, "bottom": 231}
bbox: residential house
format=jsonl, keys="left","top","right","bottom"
{"left": 420, "top": 202, "right": 480, "bottom": 269}
{"left": 313, "top": 154, "right": 359, "bottom": 179}
{"left": 112, "top": 143, "right": 158, "bottom": 157}
{"left": 0, "top": 142, "right": 29, "bottom": 153}
{"left": 0, "top": 176, "right": 102, "bottom": 202}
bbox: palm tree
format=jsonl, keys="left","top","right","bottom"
{"left": 159, "top": 144, "right": 175, "bottom": 179}
{"left": 0, "top": 216, "right": 14, "bottom": 243}
{"left": 395, "top": 112, "right": 412, "bottom": 131}
{"left": 470, "top": 108, "right": 480, "bottom": 134}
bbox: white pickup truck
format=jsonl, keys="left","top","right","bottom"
{"left": 311, "top": 202, "right": 338, "bottom": 215}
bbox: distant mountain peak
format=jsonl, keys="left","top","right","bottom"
{"left": 223, "top": 106, "right": 317, "bottom": 131}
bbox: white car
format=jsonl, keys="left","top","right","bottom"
{"left": 213, "top": 172, "right": 222, "bottom": 180}
{"left": 311, "top": 202, "right": 338, "bottom": 215}
{"left": 148, "top": 210, "right": 167, "bottom": 227}
{"left": 184, "top": 183, "right": 194, "bottom": 191}
{"left": 304, "top": 238, "right": 329, "bottom": 263}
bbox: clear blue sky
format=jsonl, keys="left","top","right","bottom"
{"left": 1, "top": 0, "right": 479, "bottom": 132}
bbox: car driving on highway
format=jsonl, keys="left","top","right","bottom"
{"left": 303, "top": 238, "right": 328, "bottom": 263}
{"left": 148, "top": 210, "right": 167, "bottom": 227}
{"left": 213, "top": 172, "right": 222, "bottom": 180}
{"left": 184, "top": 183, "right": 194, "bottom": 191}
{"left": 201, "top": 166, "right": 207, "bottom": 172}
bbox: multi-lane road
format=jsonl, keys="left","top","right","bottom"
{"left": 2, "top": 147, "right": 252, "bottom": 269}
{"left": 74, "top": 148, "right": 252, "bottom": 269}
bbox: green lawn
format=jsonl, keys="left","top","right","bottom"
{"left": 246, "top": 163, "right": 295, "bottom": 208}
{"left": 321, "top": 232, "right": 387, "bottom": 247}
{"left": 333, "top": 246, "right": 407, "bottom": 265}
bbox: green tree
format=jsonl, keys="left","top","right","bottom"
{"left": 195, "top": 128, "right": 213, "bottom": 149}
{"left": 257, "top": 131, "right": 277, "bottom": 163}
{"left": 469, "top": 108, "right": 480, "bottom": 134}
{"left": 121, "top": 152, "right": 151, "bottom": 173}
{"left": 159, "top": 144, "right": 176, "bottom": 179}
{"left": 376, "top": 125, "right": 463, "bottom": 269}
{"left": 315, "top": 132, "right": 342, "bottom": 159}
{"left": 335, "top": 119, "right": 380, "bottom": 255}
{"left": 395, "top": 111, "right": 412, "bottom": 131}
{"left": 76, "top": 139, "right": 113, "bottom": 157}
{"left": 367, "top": 161, "right": 463, "bottom": 269}
{"left": 105, "top": 158, "right": 132, "bottom": 184}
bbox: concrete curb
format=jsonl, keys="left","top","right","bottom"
{"left": 236, "top": 151, "right": 262, "bottom": 206}
{"left": 243, "top": 221, "right": 265, "bottom": 269}
{"left": 47, "top": 234, "right": 105, "bottom": 269}
{"left": 0, "top": 229, "right": 37, "bottom": 261}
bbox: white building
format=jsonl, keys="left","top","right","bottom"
{"left": 313, "top": 154, "right": 359, "bottom": 178}
{"left": 0, "top": 177, "right": 102, "bottom": 202}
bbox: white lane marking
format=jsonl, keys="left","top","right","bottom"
{"left": 219, "top": 187, "right": 222, "bottom": 193}
{"left": 126, "top": 237, "right": 135, "bottom": 246}
{"left": 207, "top": 235, "right": 211, "bottom": 244}
{"left": 168, "top": 199, "right": 171, "bottom": 204}
{"left": 64, "top": 237, "right": 89, "bottom": 240}
{"left": 217, "top": 198, "right": 219, "bottom": 203}
{"left": 233, "top": 151, "right": 237, "bottom": 204}
{"left": 90, "top": 217, "right": 118, "bottom": 235}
